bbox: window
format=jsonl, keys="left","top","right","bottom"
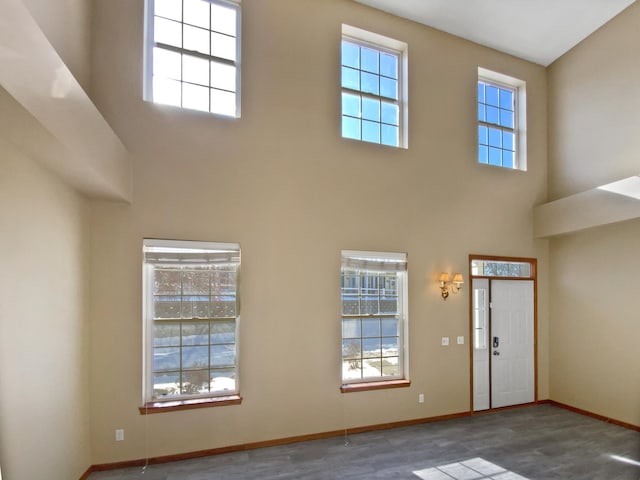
{"left": 341, "top": 250, "right": 409, "bottom": 389}
{"left": 341, "top": 25, "right": 408, "bottom": 148}
{"left": 142, "top": 239, "right": 240, "bottom": 409}
{"left": 477, "top": 68, "right": 526, "bottom": 170}
{"left": 472, "top": 288, "right": 488, "bottom": 350}
{"left": 471, "top": 259, "right": 533, "bottom": 278}
{"left": 144, "top": 0, "right": 241, "bottom": 117}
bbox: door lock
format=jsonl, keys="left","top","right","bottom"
{"left": 493, "top": 336, "right": 499, "bottom": 348}
{"left": 493, "top": 351, "right": 500, "bottom": 356}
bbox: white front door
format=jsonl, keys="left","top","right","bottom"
{"left": 473, "top": 279, "right": 534, "bottom": 410}
{"left": 490, "top": 280, "right": 534, "bottom": 408}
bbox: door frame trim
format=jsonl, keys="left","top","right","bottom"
{"left": 468, "top": 254, "right": 538, "bottom": 412}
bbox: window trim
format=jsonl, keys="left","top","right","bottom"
{"left": 143, "top": 0, "right": 242, "bottom": 117}
{"left": 477, "top": 67, "right": 526, "bottom": 171}
{"left": 141, "top": 239, "right": 241, "bottom": 413}
{"left": 139, "top": 394, "right": 241, "bottom": 415}
{"left": 340, "top": 250, "right": 409, "bottom": 391}
{"left": 341, "top": 25, "right": 408, "bottom": 149}
{"left": 340, "top": 379, "right": 411, "bottom": 394}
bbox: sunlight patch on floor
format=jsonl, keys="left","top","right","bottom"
{"left": 609, "top": 454, "right": 640, "bottom": 467}
{"left": 413, "top": 457, "right": 529, "bottom": 480}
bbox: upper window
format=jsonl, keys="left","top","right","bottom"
{"left": 144, "top": 0, "right": 241, "bottom": 117}
{"left": 142, "top": 239, "right": 240, "bottom": 407}
{"left": 341, "top": 25, "right": 408, "bottom": 148}
{"left": 477, "top": 68, "right": 526, "bottom": 170}
{"left": 341, "top": 250, "right": 408, "bottom": 387}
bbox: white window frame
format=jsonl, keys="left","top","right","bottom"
{"left": 142, "top": 239, "right": 241, "bottom": 405}
{"left": 478, "top": 67, "right": 527, "bottom": 170}
{"left": 340, "top": 250, "right": 409, "bottom": 386}
{"left": 143, "top": 0, "right": 242, "bottom": 117}
{"left": 341, "top": 25, "right": 408, "bottom": 149}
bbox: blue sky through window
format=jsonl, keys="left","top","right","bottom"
{"left": 478, "top": 80, "right": 515, "bottom": 168}
{"left": 341, "top": 39, "right": 400, "bottom": 147}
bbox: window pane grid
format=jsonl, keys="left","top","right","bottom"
{"left": 341, "top": 268, "right": 402, "bottom": 382}
{"left": 341, "top": 94, "right": 400, "bottom": 125}
{"left": 169, "top": 77, "right": 234, "bottom": 95}
{"left": 477, "top": 80, "right": 516, "bottom": 168}
{"left": 151, "top": 0, "right": 238, "bottom": 116}
{"left": 150, "top": 260, "right": 238, "bottom": 400}
{"left": 153, "top": 319, "right": 237, "bottom": 397}
{"left": 341, "top": 38, "right": 401, "bottom": 147}
{"left": 341, "top": 116, "right": 399, "bottom": 130}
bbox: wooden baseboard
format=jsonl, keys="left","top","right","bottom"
{"left": 547, "top": 399, "right": 640, "bottom": 432}
{"left": 82, "top": 410, "right": 471, "bottom": 476}
{"left": 78, "top": 467, "right": 93, "bottom": 480}
{"left": 80, "top": 400, "right": 639, "bottom": 478}
{"left": 471, "top": 400, "right": 549, "bottom": 415}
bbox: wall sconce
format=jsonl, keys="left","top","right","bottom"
{"left": 439, "top": 272, "right": 464, "bottom": 300}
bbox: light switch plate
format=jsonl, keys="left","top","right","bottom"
{"left": 441, "top": 336, "right": 449, "bottom": 346}
{"left": 457, "top": 336, "right": 464, "bottom": 345}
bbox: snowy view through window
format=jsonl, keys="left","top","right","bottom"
{"left": 143, "top": 240, "right": 240, "bottom": 402}
{"left": 152, "top": 264, "right": 238, "bottom": 398}
{"left": 341, "top": 252, "right": 405, "bottom": 383}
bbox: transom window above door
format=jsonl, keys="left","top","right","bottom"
{"left": 471, "top": 258, "right": 534, "bottom": 278}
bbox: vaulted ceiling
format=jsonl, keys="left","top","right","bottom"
{"left": 354, "top": 0, "right": 636, "bottom": 66}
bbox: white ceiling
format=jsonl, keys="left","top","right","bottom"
{"left": 353, "top": 0, "right": 636, "bottom": 66}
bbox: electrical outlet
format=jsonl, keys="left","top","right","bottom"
{"left": 418, "top": 393, "right": 425, "bottom": 403}
{"left": 115, "top": 429, "right": 124, "bottom": 441}
{"left": 441, "top": 336, "right": 449, "bottom": 346}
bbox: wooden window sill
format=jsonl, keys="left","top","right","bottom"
{"left": 341, "top": 379, "right": 411, "bottom": 393}
{"left": 139, "top": 395, "right": 242, "bottom": 414}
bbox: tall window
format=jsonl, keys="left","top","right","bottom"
{"left": 477, "top": 68, "right": 526, "bottom": 170}
{"left": 142, "top": 239, "right": 240, "bottom": 406}
{"left": 341, "top": 250, "right": 408, "bottom": 386}
{"left": 341, "top": 25, "right": 408, "bottom": 148}
{"left": 144, "top": 0, "right": 241, "bottom": 117}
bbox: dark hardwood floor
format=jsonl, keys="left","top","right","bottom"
{"left": 88, "top": 404, "right": 640, "bottom": 479}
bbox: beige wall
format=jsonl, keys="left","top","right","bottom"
{"left": 548, "top": 220, "right": 640, "bottom": 426}
{"left": 547, "top": 2, "right": 640, "bottom": 200}
{"left": 88, "top": 0, "right": 548, "bottom": 464}
{"left": 0, "top": 138, "right": 90, "bottom": 479}
{"left": 547, "top": 2, "right": 640, "bottom": 426}
{"left": 22, "top": 0, "right": 93, "bottom": 91}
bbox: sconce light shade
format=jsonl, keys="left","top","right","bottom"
{"left": 439, "top": 272, "right": 464, "bottom": 300}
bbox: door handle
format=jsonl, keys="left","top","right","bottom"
{"left": 493, "top": 336, "right": 499, "bottom": 348}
